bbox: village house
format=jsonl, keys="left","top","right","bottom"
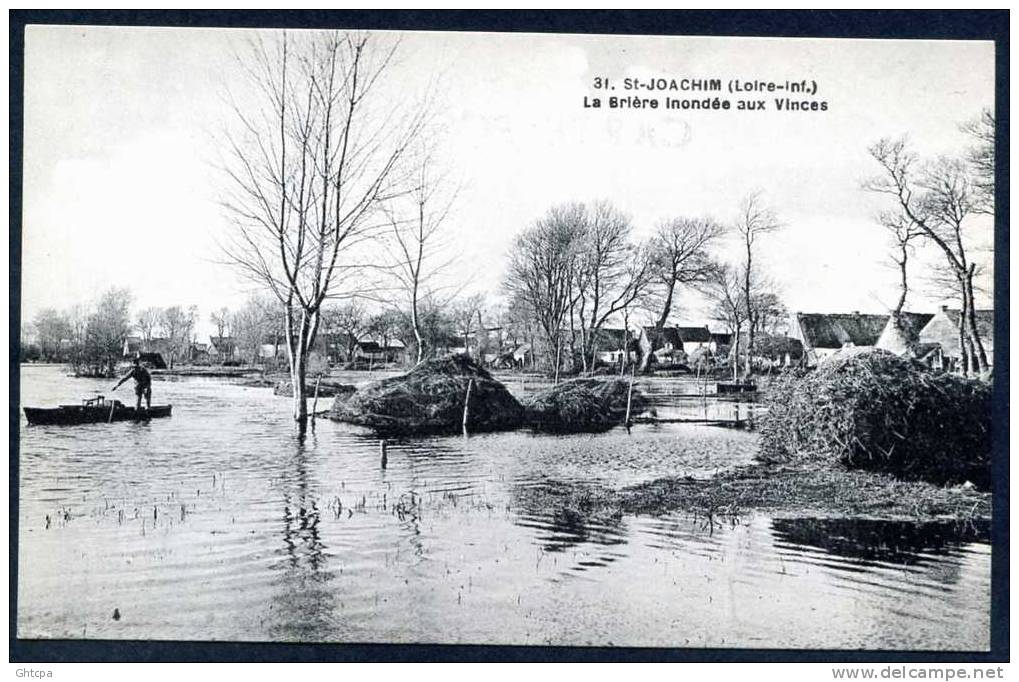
{"left": 209, "top": 336, "right": 240, "bottom": 364}
{"left": 637, "top": 325, "right": 717, "bottom": 367}
{"left": 710, "top": 331, "right": 732, "bottom": 351}
{"left": 729, "top": 332, "right": 805, "bottom": 368}
{"left": 188, "top": 341, "right": 211, "bottom": 364}
{"left": 789, "top": 312, "right": 889, "bottom": 367}
{"left": 917, "top": 306, "right": 994, "bottom": 370}
{"left": 585, "top": 327, "right": 640, "bottom": 365}
{"left": 122, "top": 336, "right": 173, "bottom": 368}
{"left": 874, "top": 311, "right": 936, "bottom": 358}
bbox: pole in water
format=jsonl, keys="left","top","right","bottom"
{"left": 380, "top": 441, "right": 388, "bottom": 469}
{"left": 311, "top": 375, "right": 322, "bottom": 418}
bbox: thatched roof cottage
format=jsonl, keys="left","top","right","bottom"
{"left": 789, "top": 312, "right": 889, "bottom": 367}
{"left": 918, "top": 306, "right": 994, "bottom": 368}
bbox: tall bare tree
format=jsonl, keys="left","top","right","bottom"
{"left": 230, "top": 295, "right": 278, "bottom": 365}
{"left": 638, "top": 216, "right": 722, "bottom": 372}
{"left": 210, "top": 307, "right": 231, "bottom": 339}
{"left": 734, "top": 192, "right": 781, "bottom": 378}
{"left": 572, "top": 201, "right": 654, "bottom": 372}
{"left": 450, "top": 293, "right": 486, "bottom": 358}
{"left": 865, "top": 138, "right": 989, "bottom": 373}
{"left": 32, "top": 308, "right": 72, "bottom": 362}
{"left": 878, "top": 210, "right": 925, "bottom": 317}
{"left": 160, "top": 305, "right": 198, "bottom": 368}
{"left": 321, "top": 300, "right": 368, "bottom": 363}
{"left": 136, "top": 307, "right": 162, "bottom": 343}
{"left": 504, "top": 204, "right": 586, "bottom": 383}
{"left": 704, "top": 263, "right": 748, "bottom": 381}
{"left": 381, "top": 150, "right": 457, "bottom": 364}
{"left": 220, "top": 30, "right": 424, "bottom": 424}
{"left": 960, "top": 108, "right": 995, "bottom": 214}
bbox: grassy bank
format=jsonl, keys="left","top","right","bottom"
{"left": 518, "top": 461, "right": 990, "bottom": 526}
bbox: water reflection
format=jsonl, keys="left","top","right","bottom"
{"left": 771, "top": 517, "right": 990, "bottom": 567}
{"left": 512, "top": 479, "right": 628, "bottom": 561}
{"left": 267, "top": 431, "right": 336, "bottom": 641}
{"left": 16, "top": 366, "right": 992, "bottom": 648}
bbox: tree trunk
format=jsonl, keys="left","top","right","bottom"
{"left": 894, "top": 245, "right": 909, "bottom": 316}
{"left": 963, "top": 271, "right": 989, "bottom": 371}
{"left": 640, "top": 281, "right": 675, "bottom": 374}
{"left": 553, "top": 336, "right": 562, "bottom": 386}
{"left": 731, "top": 325, "right": 741, "bottom": 382}
{"left": 957, "top": 291, "right": 970, "bottom": 376}
{"left": 286, "top": 306, "right": 312, "bottom": 425}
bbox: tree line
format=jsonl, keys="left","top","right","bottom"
{"left": 865, "top": 108, "right": 995, "bottom": 375}
{"left": 503, "top": 193, "right": 785, "bottom": 383}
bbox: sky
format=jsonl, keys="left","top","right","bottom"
{"left": 20, "top": 26, "right": 996, "bottom": 339}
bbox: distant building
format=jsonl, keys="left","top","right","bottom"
{"left": 789, "top": 312, "right": 889, "bottom": 367}
{"left": 209, "top": 336, "right": 240, "bottom": 363}
{"left": 729, "top": 332, "right": 804, "bottom": 367}
{"left": 188, "top": 341, "right": 211, "bottom": 364}
{"left": 918, "top": 306, "right": 994, "bottom": 369}
{"left": 123, "top": 336, "right": 143, "bottom": 357}
{"left": 874, "top": 312, "right": 936, "bottom": 357}
{"left": 586, "top": 327, "right": 640, "bottom": 364}
{"left": 710, "top": 331, "right": 732, "bottom": 349}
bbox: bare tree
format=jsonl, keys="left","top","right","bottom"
{"left": 160, "top": 305, "right": 197, "bottom": 368}
{"left": 220, "top": 30, "right": 425, "bottom": 424}
{"left": 877, "top": 210, "right": 926, "bottom": 317}
{"left": 381, "top": 150, "right": 457, "bottom": 364}
{"left": 734, "top": 192, "right": 781, "bottom": 378}
{"left": 74, "top": 288, "right": 132, "bottom": 378}
{"left": 865, "top": 138, "right": 989, "bottom": 373}
{"left": 450, "top": 293, "right": 486, "bottom": 358}
{"left": 136, "top": 307, "right": 162, "bottom": 343}
{"left": 210, "top": 307, "right": 231, "bottom": 339}
{"left": 365, "top": 309, "right": 404, "bottom": 363}
{"left": 321, "top": 300, "right": 368, "bottom": 363}
{"left": 960, "top": 108, "right": 995, "bottom": 214}
{"left": 571, "top": 201, "right": 655, "bottom": 372}
{"left": 230, "top": 296, "right": 278, "bottom": 365}
{"left": 32, "top": 308, "right": 72, "bottom": 362}
{"left": 704, "top": 263, "right": 748, "bottom": 381}
{"left": 638, "top": 216, "right": 723, "bottom": 372}
{"left": 504, "top": 204, "right": 586, "bottom": 383}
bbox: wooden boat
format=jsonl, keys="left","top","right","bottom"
{"left": 24, "top": 395, "right": 172, "bottom": 426}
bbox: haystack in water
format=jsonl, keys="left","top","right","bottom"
{"left": 760, "top": 348, "right": 991, "bottom": 488}
{"left": 524, "top": 377, "right": 649, "bottom": 432}
{"left": 274, "top": 378, "right": 356, "bottom": 399}
{"left": 330, "top": 354, "right": 524, "bottom": 434}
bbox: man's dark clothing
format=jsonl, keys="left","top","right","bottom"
{"left": 127, "top": 365, "right": 152, "bottom": 396}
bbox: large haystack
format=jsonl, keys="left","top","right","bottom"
{"left": 524, "top": 377, "right": 649, "bottom": 432}
{"left": 760, "top": 348, "right": 991, "bottom": 488}
{"left": 330, "top": 354, "right": 524, "bottom": 433}
{"left": 274, "top": 378, "right": 356, "bottom": 399}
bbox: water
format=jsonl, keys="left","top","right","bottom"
{"left": 16, "top": 365, "right": 990, "bottom": 649}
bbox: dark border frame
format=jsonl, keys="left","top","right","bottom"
{"left": 8, "top": 9, "right": 1009, "bottom": 664}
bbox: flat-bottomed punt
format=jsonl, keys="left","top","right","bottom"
{"left": 24, "top": 395, "right": 172, "bottom": 426}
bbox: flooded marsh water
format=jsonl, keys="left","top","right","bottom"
{"left": 16, "top": 365, "right": 990, "bottom": 649}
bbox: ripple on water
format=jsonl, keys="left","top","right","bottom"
{"left": 16, "top": 365, "right": 990, "bottom": 649}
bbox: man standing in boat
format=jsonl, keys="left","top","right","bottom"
{"left": 112, "top": 356, "right": 152, "bottom": 411}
